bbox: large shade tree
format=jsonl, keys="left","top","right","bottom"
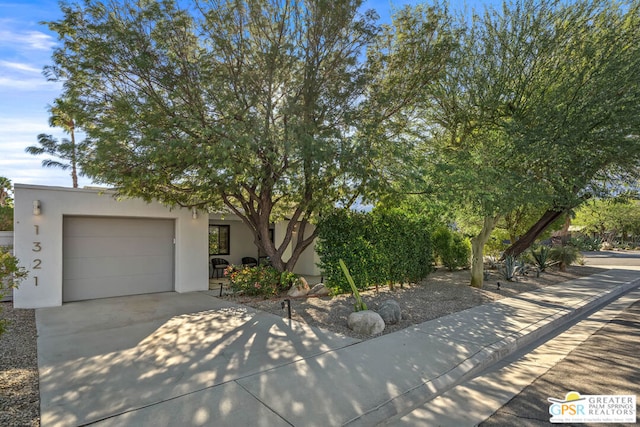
{"left": 44, "top": 0, "right": 453, "bottom": 272}
{"left": 399, "top": 0, "right": 640, "bottom": 287}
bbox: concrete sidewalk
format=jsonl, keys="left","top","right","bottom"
{"left": 36, "top": 269, "right": 640, "bottom": 426}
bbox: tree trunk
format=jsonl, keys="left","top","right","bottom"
{"left": 503, "top": 208, "right": 565, "bottom": 258}
{"left": 223, "top": 195, "right": 316, "bottom": 273}
{"left": 470, "top": 215, "right": 499, "bottom": 289}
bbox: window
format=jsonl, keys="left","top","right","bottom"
{"left": 209, "top": 224, "right": 230, "bottom": 255}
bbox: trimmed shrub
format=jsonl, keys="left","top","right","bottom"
{"left": 316, "top": 209, "right": 434, "bottom": 293}
{"left": 432, "top": 227, "right": 471, "bottom": 271}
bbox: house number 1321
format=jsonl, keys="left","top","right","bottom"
{"left": 33, "top": 225, "right": 41, "bottom": 286}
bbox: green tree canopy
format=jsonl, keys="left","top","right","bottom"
{"left": 392, "top": 0, "right": 640, "bottom": 287}
{"left": 44, "top": 0, "right": 453, "bottom": 271}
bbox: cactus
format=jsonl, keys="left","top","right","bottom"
{"left": 339, "top": 259, "right": 367, "bottom": 312}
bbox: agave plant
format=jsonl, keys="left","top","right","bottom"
{"left": 529, "top": 245, "right": 553, "bottom": 272}
{"left": 499, "top": 255, "right": 526, "bottom": 281}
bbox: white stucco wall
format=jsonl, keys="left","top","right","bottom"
{"left": 208, "top": 213, "right": 260, "bottom": 265}
{"left": 13, "top": 184, "right": 208, "bottom": 308}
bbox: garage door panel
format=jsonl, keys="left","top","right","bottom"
{"left": 63, "top": 255, "right": 173, "bottom": 280}
{"left": 63, "top": 274, "right": 172, "bottom": 302}
{"left": 65, "top": 236, "right": 174, "bottom": 258}
{"left": 63, "top": 217, "right": 175, "bottom": 302}
{"left": 64, "top": 217, "right": 174, "bottom": 238}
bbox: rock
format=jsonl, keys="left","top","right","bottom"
{"left": 287, "top": 277, "right": 310, "bottom": 297}
{"left": 308, "top": 283, "right": 330, "bottom": 296}
{"left": 378, "top": 299, "right": 402, "bottom": 325}
{"left": 347, "top": 310, "right": 385, "bottom": 336}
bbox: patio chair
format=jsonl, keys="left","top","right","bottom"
{"left": 211, "top": 257, "right": 229, "bottom": 279}
{"left": 241, "top": 257, "right": 258, "bottom": 268}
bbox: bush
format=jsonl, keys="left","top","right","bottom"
{"left": 316, "top": 209, "right": 434, "bottom": 294}
{"left": 549, "top": 245, "right": 582, "bottom": 271}
{"left": 0, "top": 247, "right": 27, "bottom": 336}
{"left": 0, "top": 205, "right": 12, "bottom": 231}
{"left": 569, "top": 236, "right": 602, "bottom": 251}
{"left": 226, "top": 264, "right": 298, "bottom": 297}
{"left": 432, "top": 227, "right": 471, "bottom": 271}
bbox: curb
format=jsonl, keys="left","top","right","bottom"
{"left": 344, "top": 275, "right": 640, "bottom": 426}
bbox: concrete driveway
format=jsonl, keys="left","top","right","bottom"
{"left": 36, "top": 291, "right": 359, "bottom": 426}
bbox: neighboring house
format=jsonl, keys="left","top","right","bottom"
{"left": 13, "top": 184, "right": 320, "bottom": 309}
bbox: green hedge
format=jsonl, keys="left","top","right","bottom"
{"left": 316, "top": 209, "right": 434, "bottom": 293}
{"left": 432, "top": 226, "right": 471, "bottom": 271}
{"left": 0, "top": 206, "right": 12, "bottom": 231}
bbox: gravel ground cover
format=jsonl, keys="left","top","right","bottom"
{"left": 222, "top": 265, "right": 607, "bottom": 340}
{"left": 0, "top": 303, "right": 39, "bottom": 427}
{"left": 0, "top": 264, "right": 606, "bottom": 425}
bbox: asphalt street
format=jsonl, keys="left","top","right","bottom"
{"left": 480, "top": 299, "right": 640, "bottom": 426}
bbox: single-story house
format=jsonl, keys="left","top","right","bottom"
{"left": 12, "top": 184, "right": 320, "bottom": 308}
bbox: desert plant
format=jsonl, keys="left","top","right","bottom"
{"left": 499, "top": 255, "right": 525, "bottom": 281}
{"left": 528, "top": 245, "right": 554, "bottom": 272}
{"left": 549, "top": 245, "right": 582, "bottom": 271}
{"left": 569, "top": 236, "right": 602, "bottom": 251}
{"left": 339, "top": 259, "right": 367, "bottom": 312}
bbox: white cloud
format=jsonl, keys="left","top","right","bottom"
{"left": 0, "top": 60, "right": 41, "bottom": 73}
{"left": 0, "top": 117, "right": 51, "bottom": 133}
{"left": 0, "top": 29, "right": 56, "bottom": 51}
{"left": 0, "top": 76, "right": 59, "bottom": 91}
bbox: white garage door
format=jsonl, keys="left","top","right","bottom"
{"left": 63, "top": 216, "right": 175, "bottom": 302}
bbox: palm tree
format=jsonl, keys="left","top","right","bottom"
{"left": 25, "top": 98, "right": 86, "bottom": 188}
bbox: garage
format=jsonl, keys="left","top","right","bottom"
{"left": 63, "top": 216, "right": 175, "bottom": 302}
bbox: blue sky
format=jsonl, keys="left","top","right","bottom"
{"left": 0, "top": 0, "right": 495, "bottom": 189}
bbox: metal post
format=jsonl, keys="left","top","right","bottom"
{"left": 281, "top": 298, "right": 292, "bottom": 319}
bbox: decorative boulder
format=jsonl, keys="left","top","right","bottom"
{"left": 308, "top": 283, "right": 330, "bottom": 297}
{"left": 347, "top": 310, "right": 385, "bottom": 336}
{"left": 287, "top": 277, "right": 310, "bottom": 297}
{"left": 600, "top": 241, "right": 613, "bottom": 251}
{"left": 378, "top": 299, "right": 402, "bottom": 325}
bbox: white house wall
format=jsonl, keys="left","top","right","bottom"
{"left": 274, "top": 221, "right": 321, "bottom": 276}
{"left": 208, "top": 213, "right": 258, "bottom": 266}
{"left": 13, "top": 185, "right": 208, "bottom": 308}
